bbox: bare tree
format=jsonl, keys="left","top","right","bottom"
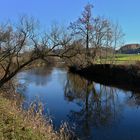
{"left": 69, "top": 3, "right": 94, "bottom": 65}
{"left": 63, "top": 40, "right": 86, "bottom": 67}
{"left": 87, "top": 16, "right": 124, "bottom": 64}
{"left": 69, "top": 3, "right": 124, "bottom": 66}
{"left": 0, "top": 16, "right": 73, "bottom": 87}
{"left": 109, "top": 23, "right": 124, "bottom": 64}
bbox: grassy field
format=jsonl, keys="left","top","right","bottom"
{"left": 114, "top": 54, "right": 140, "bottom": 65}
{"left": 96, "top": 54, "right": 140, "bottom": 65}
{"left": 115, "top": 54, "right": 140, "bottom": 61}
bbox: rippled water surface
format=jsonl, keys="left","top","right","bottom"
{"left": 16, "top": 67, "right": 140, "bottom": 140}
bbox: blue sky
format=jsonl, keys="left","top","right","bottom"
{"left": 0, "top": 0, "right": 140, "bottom": 44}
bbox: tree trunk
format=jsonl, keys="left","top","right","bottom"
{"left": 0, "top": 57, "right": 39, "bottom": 88}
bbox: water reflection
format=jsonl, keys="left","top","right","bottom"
{"left": 126, "top": 92, "right": 140, "bottom": 107}
{"left": 65, "top": 73, "right": 124, "bottom": 138}
{"left": 17, "top": 67, "right": 140, "bottom": 140}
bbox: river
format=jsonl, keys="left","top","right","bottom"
{"left": 16, "top": 67, "right": 140, "bottom": 140}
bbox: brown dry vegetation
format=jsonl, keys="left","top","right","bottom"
{"left": 0, "top": 81, "right": 76, "bottom": 140}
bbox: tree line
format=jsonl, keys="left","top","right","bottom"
{"left": 0, "top": 3, "right": 124, "bottom": 87}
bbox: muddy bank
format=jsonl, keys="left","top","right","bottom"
{"left": 69, "top": 64, "right": 140, "bottom": 92}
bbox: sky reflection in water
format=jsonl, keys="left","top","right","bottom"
{"left": 16, "top": 67, "right": 140, "bottom": 140}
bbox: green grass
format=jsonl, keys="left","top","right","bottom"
{"left": 115, "top": 54, "right": 140, "bottom": 61}
{"left": 96, "top": 54, "right": 140, "bottom": 65}
{"left": 113, "top": 54, "right": 140, "bottom": 65}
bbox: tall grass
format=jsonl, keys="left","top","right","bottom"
{"left": 0, "top": 88, "right": 77, "bottom": 140}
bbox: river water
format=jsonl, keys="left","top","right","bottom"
{"left": 16, "top": 67, "right": 140, "bottom": 140}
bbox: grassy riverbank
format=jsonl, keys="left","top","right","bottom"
{"left": 0, "top": 92, "right": 74, "bottom": 140}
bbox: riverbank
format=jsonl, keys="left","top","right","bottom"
{"left": 0, "top": 91, "right": 75, "bottom": 140}
{"left": 69, "top": 64, "right": 140, "bottom": 92}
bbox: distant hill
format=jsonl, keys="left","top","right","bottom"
{"left": 118, "top": 44, "right": 140, "bottom": 54}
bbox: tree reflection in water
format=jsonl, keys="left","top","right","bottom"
{"left": 17, "top": 67, "right": 53, "bottom": 89}
{"left": 64, "top": 73, "right": 124, "bottom": 137}
{"left": 16, "top": 68, "right": 140, "bottom": 139}
{"left": 16, "top": 67, "right": 53, "bottom": 108}
{"left": 126, "top": 91, "right": 140, "bottom": 107}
